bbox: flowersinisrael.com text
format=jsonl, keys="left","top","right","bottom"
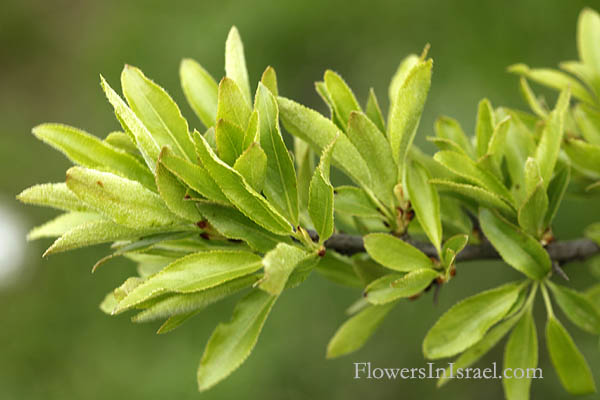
{"left": 353, "top": 362, "right": 543, "bottom": 380}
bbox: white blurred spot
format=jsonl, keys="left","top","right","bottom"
{"left": 0, "top": 199, "right": 27, "bottom": 288}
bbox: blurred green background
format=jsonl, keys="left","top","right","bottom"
{"left": 2, "top": 0, "right": 600, "bottom": 398}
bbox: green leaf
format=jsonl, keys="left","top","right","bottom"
{"left": 431, "top": 179, "right": 515, "bottom": 216}
{"left": 518, "top": 159, "right": 548, "bottom": 237}
{"left": 578, "top": 8, "right": 600, "bottom": 75}
{"left": 479, "top": 208, "right": 550, "bottom": 280}
{"left": 406, "top": 159, "right": 442, "bottom": 252}
{"left": 546, "top": 316, "right": 596, "bottom": 395}
{"left": 159, "top": 146, "right": 228, "bottom": 204}
{"left": 233, "top": 142, "right": 267, "bottom": 193}
{"left": 388, "top": 54, "right": 420, "bottom": 105}
{"left": 115, "top": 250, "right": 263, "bottom": 313}
{"left": 442, "top": 234, "right": 469, "bottom": 267}
{"left": 315, "top": 251, "right": 363, "bottom": 288}
{"left": 423, "top": 281, "right": 522, "bottom": 359}
{"left": 157, "top": 312, "right": 199, "bottom": 334}
{"left": 278, "top": 96, "right": 372, "bottom": 189}
{"left": 260, "top": 66, "right": 278, "bottom": 96}
{"left": 475, "top": 98, "right": 495, "bottom": 158}
{"left": 180, "top": 58, "right": 218, "bottom": 128}
{"left": 215, "top": 119, "right": 246, "bottom": 165}
{"left": 195, "top": 201, "right": 288, "bottom": 253}
{"left": 197, "top": 290, "right": 277, "bottom": 391}
{"left": 294, "top": 137, "right": 314, "bottom": 213}
{"left": 156, "top": 157, "right": 201, "bottom": 222}
{"left": 508, "top": 64, "right": 594, "bottom": 105}
{"left": 66, "top": 167, "right": 185, "bottom": 229}
{"left": 255, "top": 83, "right": 299, "bottom": 225}
{"left": 546, "top": 281, "right": 600, "bottom": 334}
{"left": 324, "top": 70, "right": 361, "bottom": 125}
{"left": 519, "top": 77, "right": 548, "bottom": 117}
{"left": 434, "top": 116, "right": 475, "bottom": 158}
{"left": 308, "top": 140, "right": 336, "bottom": 243}
{"left": 535, "top": 89, "right": 570, "bottom": 185}
{"left": 564, "top": 138, "right": 600, "bottom": 179}
{"left": 545, "top": 162, "right": 570, "bottom": 226}
{"left": 194, "top": 131, "right": 293, "bottom": 235}
{"left": 131, "top": 275, "right": 257, "bottom": 323}
{"left": 334, "top": 186, "right": 381, "bottom": 218}
{"left": 433, "top": 151, "right": 513, "bottom": 204}
{"left": 503, "top": 310, "right": 538, "bottom": 400}
{"left": 44, "top": 220, "right": 161, "bottom": 256}
{"left": 326, "top": 302, "right": 396, "bottom": 359}
{"left": 17, "top": 183, "right": 91, "bottom": 212}
{"left": 364, "top": 233, "right": 433, "bottom": 272}
{"left": 104, "top": 131, "right": 140, "bottom": 156}
{"left": 100, "top": 75, "right": 161, "bottom": 171}
{"left": 217, "top": 77, "right": 252, "bottom": 130}
{"left": 243, "top": 110, "right": 259, "bottom": 149}
{"left": 27, "top": 212, "right": 102, "bottom": 241}
{"left": 347, "top": 111, "right": 397, "bottom": 205}
{"left": 437, "top": 312, "right": 521, "bottom": 387}
{"left": 258, "top": 243, "right": 309, "bottom": 295}
{"left": 574, "top": 103, "right": 600, "bottom": 146}
{"left": 33, "top": 123, "right": 156, "bottom": 190}
{"left": 121, "top": 65, "right": 196, "bottom": 161}
{"left": 225, "top": 26, "right": 251, "bottom": 105}
{"left": 364, "top": 269, "right": 439, "bottom": 305}
{"left": 388, "top": 59, "right": 432, "bottom": 172}
{"left": 315, "top": 81, "right": 346, "bottom": 131}
{"left": 365, "top": 88, "right": 385, "bottom": 133}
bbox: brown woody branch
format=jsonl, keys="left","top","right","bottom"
{"left": 313, "top": 231, "right": 600, "bottom": 264}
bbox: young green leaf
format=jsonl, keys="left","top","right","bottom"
{"left": 365, "top": 88, "right": 385, "bottom": 133}
{"left": 406, "top": 159, "right": 442, "bottom": 252}
{"left": 324, "top": 70, "right": 361, "bottom": 125}
{"left": 156, "top": 311, "right": 199, "bottom": 334}
{"left": 180, "top": 58, "right": 218, "bottom": 128}
{"left": 33, "top": 123, "right": 156, "bottom": 190}
{"left": 17, "top": 183, "right": 92, "bottom": 212}
{"left": 294, "top": 137, "right": 314, "bottom": 213}
{"left": 233, "top": 142, "right": 267, "bottom": 193}
{"left": 442, "top": 234, "right": 469, "bottom": 266}
{"left": 434, "top": 116, "right": 474, "bottom": 158}
{"left": 430, "top": 179, "right": 515, "bottom": 216}
{"left": 475, "top": 98, "right": 495, "bottom": 158}
{"left": 100, "top": 75, "right": 161, "bottom": 171}
{"left": 546, "top": 316, "right": 596, "bottom": 395}
{"left": 563, "top": 138, "right": 600, "bottom": 179}
{"left": 115, "top": 250, "right": 263, "bottom": 313}
{"left": 388, "top": 59, "right": 432, "bottom": 172}
{"left": 194, "top": 131, "right": 293, "bottom": 235}
{"left": 217, "top": 77, "right": 252, "bottom": 130}
{"left": 104, "top": 131, "right": 141, "bottom": 157}
{"left": 503, "top": 310, "right": 538, "bottom": 400}
{"left": 156, "top": 159, "right": 201, "bottom": 222}
{"left": 255, "top": 83, "right": 299, "bottom": 225}
{"left": 243, "top": 110, "right": 259, "bottom": 149}
{"left": 334, "top": 186, "right": 382, "bottom": 218}
{"left": 347, "top": 111, "right": 397, "bottom": 205}
{"left": 315, "top": 251, "right": 363, "bottom": 288}
{"left": 121, "top": 65, "right": 196, "bottom": 161}
{"left": 258, "top": 243, "right": 309, "bottom": 295}
{"left": 546, "top": 281, "right": 600, "bottom": 334}
{"left": 433, "top": 151, "right": 513, "bottom": 204}
{"left": 197, "top": 289, "right": 277, "bottom": 391}
{"left": 578, "top": 8, "right": 600, "bottom": 75}
{"left": 260, "top": 66, "right": 278, "bottom": 96}
{"left": 364, "top": 269, "right": 439, "bottom": 305}
{"left": 519, "top": 77, "right": 548, "bottom": 117}
{"left": 66, "top": 167, "right": 186, "bottom": 229}
{"left": 437, "top": 312, "right": 522, "bottom": 387}
{"left": 224, "top": 26, "right": 251, "bottom": 105}
{"left": 195, "top": 201, "right": 289, "bottom": 253}
{"left": 277, "top": 96, "right": 372, "bottom": 189}
{"left": 518, "top": 159, "right": 549, "bottom": 237}
{"left": 535, "top": 89, "right": 570, "bottom": 186}
{"left": 364, "top": 233, "right": 433, "bottom": 272}
{"left": 315, "top": 81, "right": 346, "bottom": 130}
{"left": 388, "top": 54, "right": 420, "bottom": 104}
{"left": 308, "top": 139, "right": 336, "bottom": 243}
{"left": 326, "top": 302, "right": 396, "bottom": 359}
{"left": 215, "top": 119, "right": 245, "bottom": 166}
{"left": 479, "top": 208, "right": 550, "bottom": 280}
{"left": 27, "top": 212, "right": 102, "bottom": 240}
{"left": 423, "top": 281, "right": 522, "bottom": 359}
{"left": 159, "top": 146, "right": 228, "bottom": 204}
{"left": 574, "top": 103, "right": 600, "bottom": 146}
